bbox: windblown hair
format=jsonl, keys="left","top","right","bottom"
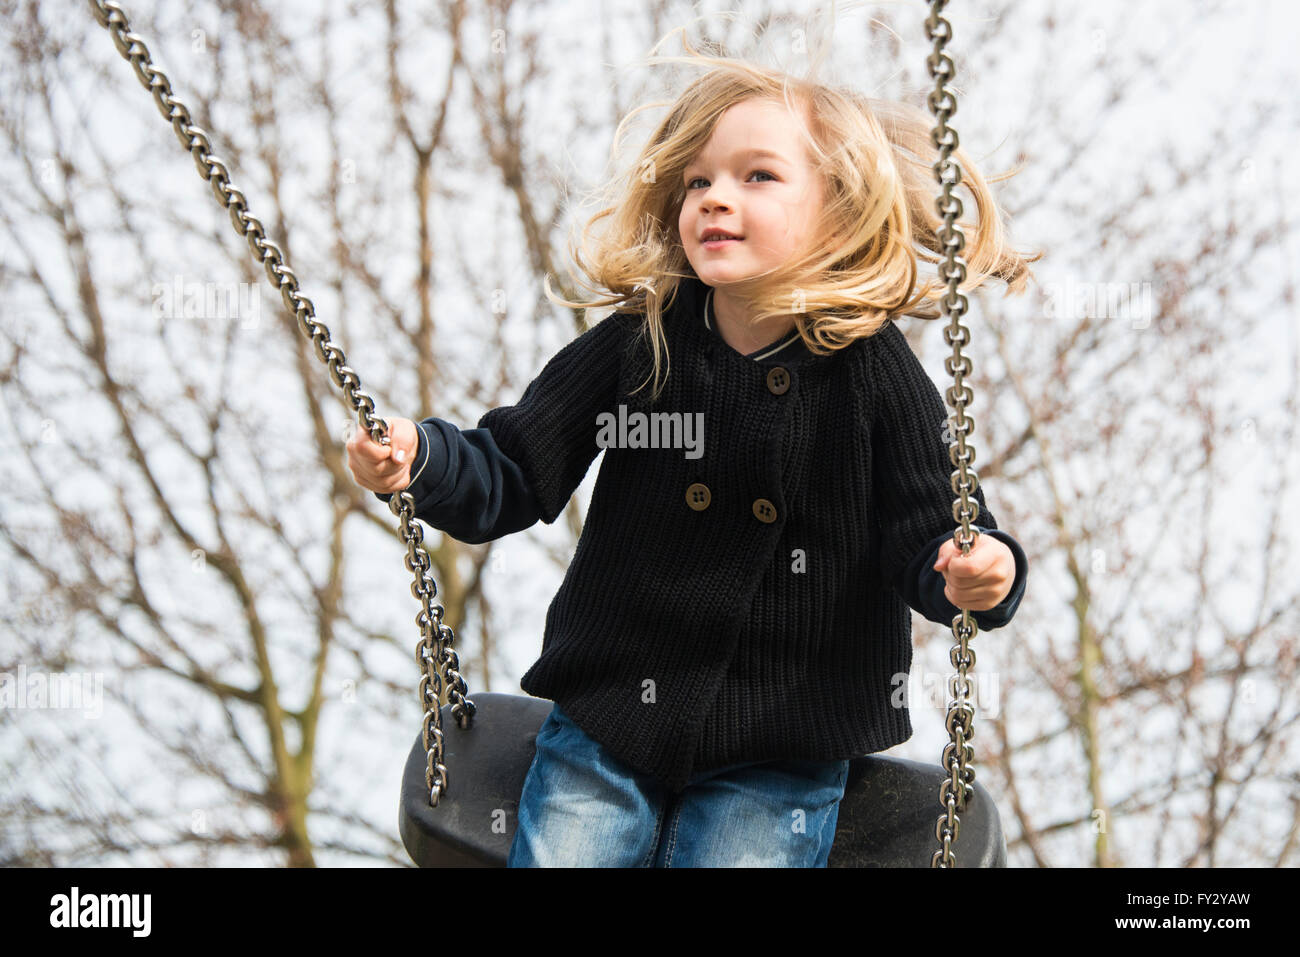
{"left": 545, "top": 27, "right": 1042, "bottom": 402}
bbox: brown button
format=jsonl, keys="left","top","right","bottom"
{"left": 686, "top": 483, "right": 711, "bottom": 511}
{"left": 752, "top": 498, "right": 777, "bottom": 523}
{"left": 766, "top": 366, "right": 790, "bottom": 395}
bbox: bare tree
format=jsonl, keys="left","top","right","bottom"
{"left": 909, "top": 0, "right": 1300, "bottom": 867}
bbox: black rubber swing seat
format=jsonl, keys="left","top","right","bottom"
{"left": 399, "top": 692, "right": 1007, "bottom": 867}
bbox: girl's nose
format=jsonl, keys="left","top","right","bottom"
{"left": 701, "top": 191, "right": 732, "bottom": 215}
{"left": 699, "top": 179, "right": 735, "bottom": 214}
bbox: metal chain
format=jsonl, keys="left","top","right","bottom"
{"left": 87, "top": 0, "right": 474, "bottom": 808}
{"left": 925, "top": 0, "right": 982, "bottom": 868}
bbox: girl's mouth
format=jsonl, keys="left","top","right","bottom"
{"left": 703, "top": 237, "right": 742, "bottom": 249}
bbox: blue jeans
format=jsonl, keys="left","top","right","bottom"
{"left": 507, "top": 702, "right": 850, "bottom": 867}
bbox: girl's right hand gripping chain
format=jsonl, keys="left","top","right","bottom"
{"left": 346, "top": 417, "right": 419, "bottom": 495}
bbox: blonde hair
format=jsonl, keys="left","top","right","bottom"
{"left": 545, "top": 27, "right": 1042, "bottom": 402}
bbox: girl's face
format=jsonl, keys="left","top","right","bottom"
{"left": 678, "top": 96, "right": 825, "bottom": 291}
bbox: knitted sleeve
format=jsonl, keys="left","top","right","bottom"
{"left": 869, "top": 320, "right": 999, "bottom": 595}
{"left": 476, "top": 310, "right": 638, "bottom": 525}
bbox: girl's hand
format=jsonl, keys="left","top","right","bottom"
{"left": 933, "top": 532, "right": 1015, "bottom": 611}
{"left": 346, "top": 417, "right": 419, "bottom": 494}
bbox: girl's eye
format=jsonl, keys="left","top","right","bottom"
{"left": 685, "top": 170, "right": 777, "bottom": 189}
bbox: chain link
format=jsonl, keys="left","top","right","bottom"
{"left": 925, "top": 0, "right": 982, "bottom": 868}
{"left": 88, "top": 0, "right": 474, "bottom": 807}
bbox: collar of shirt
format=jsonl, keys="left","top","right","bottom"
{"left": 702, "top": 286, "right": 814, "bottom": 363}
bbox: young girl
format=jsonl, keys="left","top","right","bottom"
{"left": 348, "top": 54, "right": 1036, "bottom": 867}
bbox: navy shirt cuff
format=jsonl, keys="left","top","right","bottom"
{"left": 374, "top": 420, "right": 454, "bottom": 509}
{"left": 372, "top": 417, "right": 545, "bottom": 543}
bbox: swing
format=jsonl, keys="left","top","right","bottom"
{"left": 91, "top": 0, "right": 1005, "bottom": 868}
{"left": 399, "top": 693, "right": 1005, "bottom": 867}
